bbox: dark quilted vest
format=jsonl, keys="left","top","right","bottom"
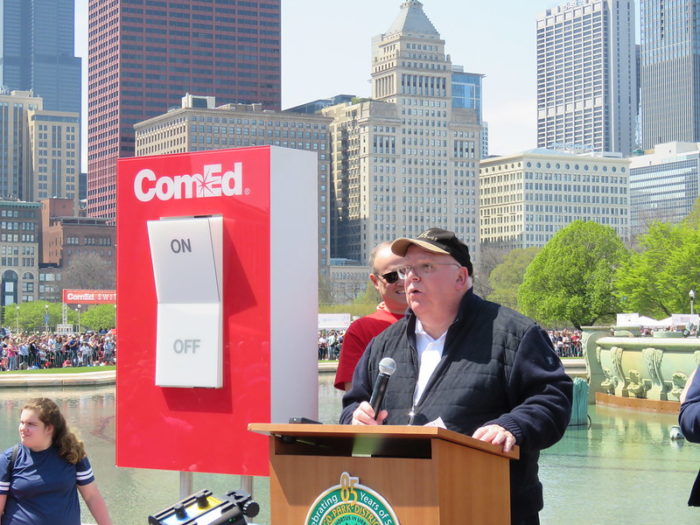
{"left": 363, "top": 291, "right": 545, "bottom": 518}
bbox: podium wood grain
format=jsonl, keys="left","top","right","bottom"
{"left": 250, "top": 424, "right": 516, "bottom": 525}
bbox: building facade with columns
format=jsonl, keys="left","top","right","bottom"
{"left": 480, "top": 149, "right": 630, "bottom": 250}
{"left": 322, "top": 0, "right": 481, "bottom": 265}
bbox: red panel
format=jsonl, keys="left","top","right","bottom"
{"left": 116, "top": 147, "right": 272, "bottom": 475}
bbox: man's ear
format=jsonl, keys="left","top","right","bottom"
{"left": 369, "top": 273, "right": 381, "bottom": 291}
{"left": 455, "top": 267, "right": 469, "bottom": 288}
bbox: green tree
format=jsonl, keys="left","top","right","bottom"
{"left": 353, "top": 280, "right": 380, "bottom": 306}
{"left": 487, "top": 247, "right": 540, "bottom": 310}
{"left": 473, "top": 244, "right": 508, "bottom": 298}
{"left": 683, "top": 196, "right": 700, "bottom": 229}
{"left": 2, "top": 301, "right": 62, "bottom": 333}
{"left": 81, "top": 304, "right": 117, "bottom": 331}
{"left": 518, "top": 221, "right": 628, "bottom": 329}
{"left": 615, "top": 221, "right": 700, "bottom": 318}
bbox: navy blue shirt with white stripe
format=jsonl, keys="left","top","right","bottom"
{"left": 0, "top": 444, "right": 94, "bottom": 525}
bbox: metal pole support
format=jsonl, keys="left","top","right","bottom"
{"left": 240, "top": 475, "right": 254, "bottom": 497}
{"left": 179, "top": 471, "right": 193, "bottom": 499}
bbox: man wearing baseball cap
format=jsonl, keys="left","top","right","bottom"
{"left": 340, "top": 228, "right": 572, "bottom": 525}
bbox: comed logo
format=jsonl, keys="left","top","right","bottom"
{"left": 134, "top": 163, "right": 244, "bottom": 202}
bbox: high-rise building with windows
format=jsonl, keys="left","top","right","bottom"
{"left": 0, "top": 90, "right": 80, "bottom": 204}
{"left": 0, "top": 0, "right": 81, "bottom": 116}
{"left": 480, "top": 149, "right": 630, "bottom": 250}
{"left": 87, "top": 0, "right": 282, "bottom": 221}
{"left": 323, "top": 0, "right": 481, "bottom": 264}
{"left": 536, "top": 0, "right": 637, "bottom": 155}
{"left": 0, "top": 91, "right": 41, "bottom": 200}
{"left": 640, "top": 0, "right": 700, "bottom": 149}
{"left": 28, "top": 110, "right": 80, "bottom": 206}
{"left": 0, "top": 200, "right": 41, "bottom": 307}
{"left": 452, "top": 67, "right": 488, "bottom": 158}
{"left": 629, "top": 142, "right": 700, "bottom": 237}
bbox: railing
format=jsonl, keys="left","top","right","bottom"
{"left": 583, "top": 327, "right": 700, "bottom": 403}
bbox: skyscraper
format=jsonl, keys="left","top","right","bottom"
{"left": 451, "top": 67, "right": 488, "bottom": 157}
{"left": 629, "top": 142, "right": 700, "bottom": 236}
{"left": 0, "top": 91, "right": 41, "bottom": 200}
{"left": 87, "top": 0, "right": 282, "bottom": 220}
{"left": 640, "top": 0, "right": 700, "bottom": 149}
{"left": 536, "top": 0, "right": 637, "bottom": 155}
{"left": 323, "top": 0, "right": 481, "bottom": 264}
{"left": 0, "top": 0, "right": 81, "bottom": 115}
{"left": 0, "top": 90, "right": 80, "bottom": 204}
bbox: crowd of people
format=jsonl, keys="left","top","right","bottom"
{"left": 322, "top": 326, "right": 584, "bottom": 361}
{"left": 318, "top": 329, "right": 345, "bottom": 360}
{"left": 547, "top": 329, "right": 583, "bottom": 358}
{"left": 0, "top": 332, "right": 116, "bottom": 372}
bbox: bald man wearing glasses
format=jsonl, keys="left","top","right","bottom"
{"left": 340, "top": 228, "right": 572, "bottom": 525}
{"left": 334, "top": 242, "right": 407, "bottom": 391}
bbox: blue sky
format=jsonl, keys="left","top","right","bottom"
{"left": 75, "top": 1, "right": 630, "bottom": 163}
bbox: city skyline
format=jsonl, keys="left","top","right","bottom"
{"left": 73, "top": 0, "right": 590, "bottom": 169}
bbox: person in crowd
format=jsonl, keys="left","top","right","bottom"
{"left": 79, "top": 338, "right": 92, "bottom": 367}
{"left": 103, "top": 336, "right": 115, "bottom": 365}
{"left": 340, "top": 228, "right": 573, "bottom": 525}
{"left": 327, "top": 331, "right": 338, "bottom": 360}
{"left": 26, "top": 338, "right": 38, "bottom": 369}
{"left": 5, "top": 339, "right": 18, "bottom": 372}
{"left": 680, "top": 366, "right": 700, "bottom": 505}
{"left": 0, "top": 397, "right": 112, "bottom": 524}
{"left": 66, "top": 337, "right": 79, "bottom": 368}
{"left": 334, "top": 241, "right": 407, "bottom": 391}
{"left": 318, "top": 333, "right": 328, "bottom": 360}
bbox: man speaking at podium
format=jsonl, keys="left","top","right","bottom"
{"left": 340, "top": 228, "right": 573, "bottom": 525}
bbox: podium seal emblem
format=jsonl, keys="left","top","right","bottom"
{"left": 305, "top": 471, "right": 400, "bottom": 525}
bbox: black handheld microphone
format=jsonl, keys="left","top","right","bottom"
{"left": 368, "top": 357, "right": 397, "bottom": 418}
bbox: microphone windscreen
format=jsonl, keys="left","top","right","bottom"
{"left": 378, "top": 357, "right": 396, "bottom": 376}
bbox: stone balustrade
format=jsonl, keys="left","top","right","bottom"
{"left": 583, "top": 327, "right": 700, "bottom": 404}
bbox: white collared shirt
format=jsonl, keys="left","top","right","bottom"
{"left": 413, "top": 319, "right": 447, "bottom": 404}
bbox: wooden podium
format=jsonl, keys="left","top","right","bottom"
{"left": 249, "top": 423, "right": 519, "bottom": 524}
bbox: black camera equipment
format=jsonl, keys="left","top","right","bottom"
{"left": 148, "top": 488, "right": 260, "bottom": 525}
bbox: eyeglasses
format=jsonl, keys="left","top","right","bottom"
{"left": 397, "top": 262, "right": 462, "bottom": 279}
{"left": 376, "top": 270, "right": 401, "bottom": 284}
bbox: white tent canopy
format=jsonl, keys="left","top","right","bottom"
{"left": 636, "top": 316, "right": 669, "bottom": 328}
{"left": 616, "top": 313, "right": 697, "bottom": 328}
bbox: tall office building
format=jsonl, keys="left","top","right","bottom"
{"left": 0, "top": 90, "right": 80, "bottom": 204}
{"left": 87, "top": 0, "right": 282, "bottom": 220}
{"left": 629, "top": 142, "right": 700, "bottom": 236}
{"left": 323, "top": 0, "right": 481, "bottom": 264}
{"left": 0, "top": 0, "right": 81, "bottom": 115}
{"left": 536, "top": 0, "right": 637, "bottom": 155}
{"left": 452, "top": 67, "right": 488, "bottom": 158}
{"left": 0, "top": 91, "right": 41, "bottom": 200}
{"left": 640, "top": 1, "right": 700, "bottom": 149}
{"left": 28, "top": 109, "right": 80, "bottom": 206}
{"left": 480, "top": 149, "right": 630, "bottom": 250}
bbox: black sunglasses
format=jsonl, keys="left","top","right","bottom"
{"left": 378, "top": 271, "right": 401, "bottom": 284}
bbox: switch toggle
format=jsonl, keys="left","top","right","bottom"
{"left": 148, "top": 216, "right": 223, "bottom": 388}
